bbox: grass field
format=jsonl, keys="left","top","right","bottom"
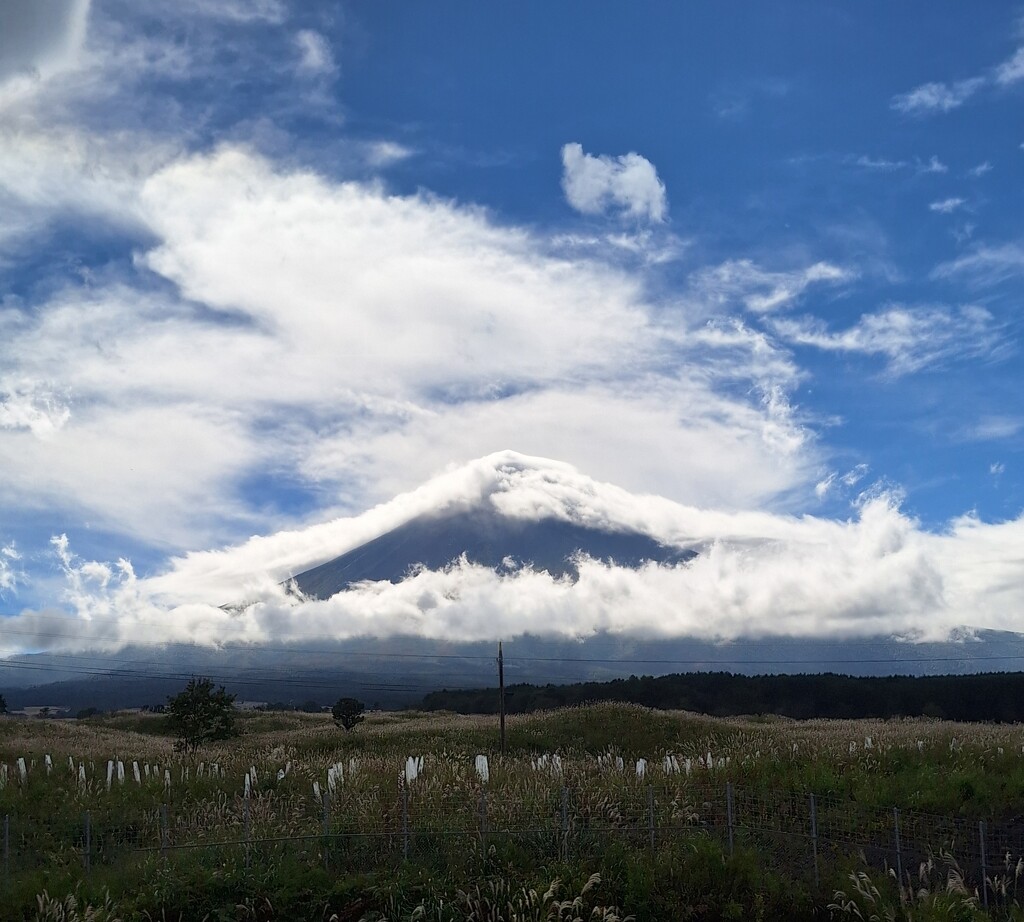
{"left": 2, "top": 704, "right": 1024, "bottom": 920}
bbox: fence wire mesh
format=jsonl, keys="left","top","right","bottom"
{"left": 2, "top": 781, "right": 1020, "bottom": 905}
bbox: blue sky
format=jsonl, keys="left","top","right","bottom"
{"left": 0, "top": 1, "right": 1023, "bottom": 644}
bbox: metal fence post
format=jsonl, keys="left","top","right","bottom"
{"left": 83, "top": 811, "right": 91, "bottom": 874}
{"left": 402, "top": 783, "right": 410, "bottom": 861}
{"left": 979, "top": 820, "right": 989, "bottom": 910}
{"left": 810, "top": 794, "right": 819, "bottom": 888}
{"left": 726, "top": 783, "right": 735, "bottom": 857}
{"left": 160, "top": 804, "right": 168, "bottom": 859}
{"left": 893, "top": 807, "right": 903, "bottom": 886}
{"left": 323, "top": 789, "right": 331, "bottom": 868}
{"left": 243, "top": 798, "right": 251, "bottom": 870}
{"left": 647, "top": 785, "right": 655, "bottom": 850}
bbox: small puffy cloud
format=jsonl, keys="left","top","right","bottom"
{"left": 364, "top": 140, "right": 415, "bottom": 167}
{"left": 969, "top": 161, "right": 993, "bottom": 177}
{"left": 772, "top": 304, "right": 1001, "bottom": 376}
{"left": 294, "top": 29, "right": 335, "bottom": 76}
{"left": 929, "top": 197, "right": 967, "bottom": 214}
{"left": 995, "top": 47, "right": 1024, "bottom": 85}
{"left": 990, "top": 462, "right": 1006, "bottom": 476}
{"left": 560, "top": 142, "right": 668, "bottom": 222}
{"left": 918, "top": 156, "right": 948, "bottom": 174}
{"left": 891, "top": 78, "right": 985, "bottom": 115}
{"left": 688, "top": 259, "right": 851, "bottom": 314}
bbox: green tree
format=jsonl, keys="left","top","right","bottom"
{"left": 331, "top": 697, "right": 365, "bottom": 732}
{"left": 166, "top": 678, "right": 237, "bottom": 754}
{"left": 0, "top": 693, "right": 7, "bottom": 715}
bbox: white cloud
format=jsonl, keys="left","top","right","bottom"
{"left": 0, "top": 147, "right": 815, "bottom": 546}
{"left": 854, "top": 155, "right": 907, "bottom": 171}
{"left": 772, "top": 305, "right": 1001, "bottom": 375}
{"left": 687, "top": 259, "right": 851, "bottom": 314}
{"left": 294, "top": 29, "right": 335, "bottom": 77}
{"left": 933, "top": 243, "right": 1024, "bottom": 285}
{"left": 560, "top": 142, "right": 668, "bottom": 222}
{"left": 814, "top": 464, "right": 869, "bottom": 500}
{"left": 364, "top": 140, "right": 415, "bottom": 167}
{"left": 969, "top": 161, "right": 993, "bottom": 177}
{"left": 0, "top": 381, "right": 70, "bottom": 438}
{"left": 0, "top": 542, "right": 20, "bottom": 595}
{"left": 891, "top": 78, "right": 985, "bottom": 115}
{"left": 990, "top": 462, "right": 1006, "bottom": 476}
{"left": 929, "top": 197, "right": 967, "bottom": 214}
{"left": 995, "top": 47, "right": 1024, "bottom": 85}
{"left": 918, "top": 155, "right": 949, "bottom": 174}
{"left": 147, "top": 0, "right": 287, "bottom": 23}
{"left": 6, "top": 454, "right": 1024, "bottom": 650}
{"left": 965, "top": 416, "right": 1024, "bottom": 441}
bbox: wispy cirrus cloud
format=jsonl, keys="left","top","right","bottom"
{"left": 851, "top": 154, "right": 947, "bottom": 174}
{"left": 892, "top": 35, "right": 1024, "bottom": 115}
{"left": 929, "top": 197, "right": 967, "bottom": 214}
{"left": 891, "top": 78, "right": 985, "bottom": 115}
{"left": 933, "top": 243, "right": 1024, "bottom": 285}
{"left": 772, "top": 304, "right": 1003, "bottom": 375}
{"left": 687, "top": 259, "right": 852, "bottom": 314}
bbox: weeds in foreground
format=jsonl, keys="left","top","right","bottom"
{"left": 829, "top": 853, "right": 990, "bottom": 921}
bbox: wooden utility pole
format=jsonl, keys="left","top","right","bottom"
{"left": 498, "top": 641, "right": 506, "bottom": 756}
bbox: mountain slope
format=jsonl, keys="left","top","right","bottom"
{"left": 289, "top": 506, "right": 696, "bottom": 599}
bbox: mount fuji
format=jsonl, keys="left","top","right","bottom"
{"left": 4, "top": 450, "right": 1024, "bottom": 710}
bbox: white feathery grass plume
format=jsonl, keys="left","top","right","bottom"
{"left": 78, "top": 762, "right": 86, "bottom": 791}
{"left": 405, "top": 755, "right": 420, "bottom": 784}
{"left": 164, "top": 769, "right": 171, "bottom": 791}
{"left": 244, "top": 773, "right": 251, "bottom": 798}
{"left": 133, "top": 761, "right": 141, "bottom": 784}
{"left": 44, "top": 754, "right": 52, "bottom": 775}
{"left": 312, "top": 780, "right": 321, "bottom": 804}
{"left": 636, "top": 758, "right": 647, "bottom": 779}
{"left": 17, "top": 757, "right": 27, "bottom": 784}
{"left": 475, "top": 754, "right": 489, "bottom": 783}
{"left": 117, "top": 761, "right": 124, "bottom": 784}
{"left": 144, "top": 763, "right": 151, "bottom": 779}
{"left": 68, "top": 756, "right": 75, "bottom": 773}
{"left": 0, "top": 764, "right": 7, "bottom": 789}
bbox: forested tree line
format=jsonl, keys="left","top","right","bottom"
{"left": 422, "top": 671, "right": 1024, "bottom": 722}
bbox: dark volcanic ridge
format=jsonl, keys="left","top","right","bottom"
{"left": 287, "top": 507, "right": 697, "bottom": 600}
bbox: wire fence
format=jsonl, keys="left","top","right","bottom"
{"left": 3, "top": 782, "right": 1023, "bottom": 910}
